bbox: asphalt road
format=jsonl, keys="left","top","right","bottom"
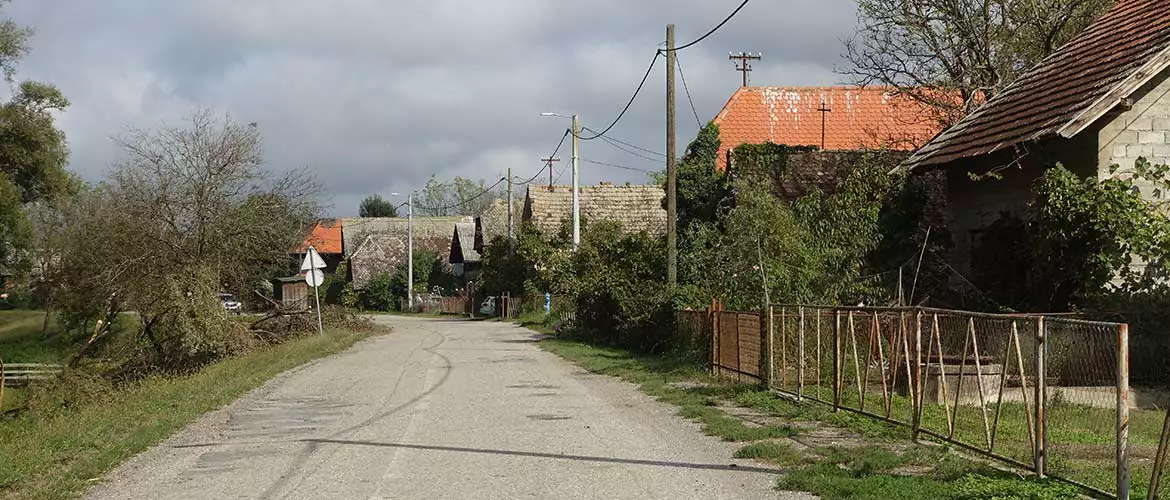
{"left": 85, "top": 317, "right": 795, "bottom": 500}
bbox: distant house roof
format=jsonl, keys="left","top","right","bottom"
{"left": 339, "top": 216, "right": 470, "bottom": 257}
{"left": 294, "top": 219, "right": 343, "bottom": 254}
{"left": 449, "top": 222, "right": 481, "bottom": 265}
{"left": 905, "top": 0, "right": 1170, "bottom": 170}
{"left": 713, "top": 86, "right": 944, "bottom": 170}
{"left": 523, "top": 183, "right": 667, "bottom": 236}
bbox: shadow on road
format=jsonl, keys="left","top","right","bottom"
{"left": 302, "top": 438, "right": 780, "bottom": 475}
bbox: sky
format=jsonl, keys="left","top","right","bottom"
{"left": 6, "top": 0, "right": 859, "bottom": 217}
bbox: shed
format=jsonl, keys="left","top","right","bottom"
{"left": 271, "top": 276, "right": 309, "bottom": 310}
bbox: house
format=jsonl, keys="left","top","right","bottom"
{"left": 448, "top": 221, "right": 483, "bottom": 278}
{"left": 292, "top": 219, "right": 343, "bottom": 274}
{"left": 522, "top": 183, "right": 668, "bottom": 237}
{"left": 710, "top": 86, "right": 947, "bottom": 200}
{"left": 341, "top": 216, "right": 470, "bottom": 290}
{"left": 902, "top": 0, "right": 1170, "bottom": 276}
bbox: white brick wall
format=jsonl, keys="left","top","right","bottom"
{"left": 1099, "top": 68, "right": 1170, "bottom": 177}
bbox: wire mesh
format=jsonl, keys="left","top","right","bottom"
{"left": 751, "top": 305, "right": 1143, "bottom": 499}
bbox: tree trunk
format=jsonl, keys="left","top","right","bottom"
{"left": 41, "top": 297, "right": 53, "bottom": 338}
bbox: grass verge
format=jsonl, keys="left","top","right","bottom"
{"left": 0, "top": 328, "right": 376, "bottom": 500}
{"left": 538, "top": 335, "right": 1081, "bottom": 500}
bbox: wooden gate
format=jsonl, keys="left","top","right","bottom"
{"left": 713, "top": 311, "right": 763, "bottom": 382}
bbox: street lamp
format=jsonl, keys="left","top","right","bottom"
{"left": 540, "top": 112, "right": 580, "bottom": 250}
{"left": 391, "top": 192, "right": 414, "bottom": 310}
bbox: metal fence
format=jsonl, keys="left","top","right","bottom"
{"left": 707, "top": 303, "right": 1170, "bottom": 499}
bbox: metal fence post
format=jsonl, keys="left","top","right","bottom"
{"left": 913, "top": 310, "right": 923, "bottom": 442}
{"left": 798, "top": 306, "right": 806, "bottom": 401}
{"left": 765, "top": 306, "right": 775, "bottom": 388}
{"left": 710, "top": 304, "right": 719, "bottom": 377}
{"left": 1035, "top": 316, "right": 1047, "bottom": 478}
{"left": 780, "top": 306, "right": 787, "bottom": 388}
{"left": 1118, "top": 323, "right": 1131, "bottom": 500}
{"left": 833, "top": 309, "right": 842, "bottom": 413}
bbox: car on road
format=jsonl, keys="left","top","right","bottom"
{"left": 479, "top": 296, "right": 496, "bottom": 316}
{"left": 219, "top": 293, "right": 242, "bottom": 313}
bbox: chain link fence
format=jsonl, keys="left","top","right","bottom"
{"left": 701, "top": 304, "right": 1170, "bottom": 499}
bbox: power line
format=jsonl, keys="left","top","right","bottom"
{"left": 413, "top": 177, "right": 507, "bottom": 214}
{"left": 583, "top": 159, "right": 652, "bottom": 173}
{"left": 667, "top": 0, "right": 752, "bottom": 52}
{"left": 583, "top": 126, "right": 666, "bottom": 159}
{"left": 575, "top": 51, "right": 661, "bottom": 141}
{"left": 515, "top": 129, "right": 570, "bottom": 186}
{"left": 675, "top": 52, "right": 704, "bottom": 128}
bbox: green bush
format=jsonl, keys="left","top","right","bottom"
{"left": 360, "top": 271, "right": 395, "bottom": 311}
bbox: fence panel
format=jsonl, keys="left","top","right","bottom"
{"left": 712, "top": 303, "right": 1143, "bottom": 499}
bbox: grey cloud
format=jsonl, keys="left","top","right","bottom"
{"left": 7, "top": 0, "right": 859, "bottom": 217}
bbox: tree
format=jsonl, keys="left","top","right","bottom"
{"left": 0, "top": 5, "right": 71, "bottom": 268}
{"left": 359, "top": 194, "right": 397, "bottom": 217}
{"left": 844, "top": 0, "right": 1113, "bottom": 123}
{"left": 54, "top": 110, "right": 321, "bottom": 367}
{"left": 416, "top": 175, "right": 502, "bottom": 217}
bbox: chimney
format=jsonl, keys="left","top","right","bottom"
{"left": 600, "top": 181, "right": 613, "bottom": 186}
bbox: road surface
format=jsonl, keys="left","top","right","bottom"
{"left": 85, "top": 317, "right": 792, "bottom": 500}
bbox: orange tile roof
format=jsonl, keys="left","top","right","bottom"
{"left": 712, "top": 86, "right": 944, "bottom": 170}
{"left": 294, "top": 219, "right": 343, "bottom": 254}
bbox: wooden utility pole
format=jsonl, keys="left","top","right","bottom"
{"left": 541, "top": 157, "right": 560, "bottom": 191}
{"left": 729, "top": 52, "right": 762, "bottom": 87}
{"left": 507, "top": 167, "right": 514, "bottom": 240}
{"left": 817, "top": 99, "right": 833, "bottom": 150}
{"left": 666, "top": 24, "right": 678, "bottom": 288}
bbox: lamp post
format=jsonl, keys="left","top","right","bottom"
{"left": 392, "top": 192, "right": 413, "bottom": 311}
{"left": 540, "top": 112, "right": 580, "bottom": 250}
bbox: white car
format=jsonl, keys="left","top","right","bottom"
{"left": 219, "top": 293, "right": 242, "bottom": 313}
{"left": 479, "top": 296, "right": 496, "bottom": 316}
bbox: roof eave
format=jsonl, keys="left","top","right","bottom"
{"left": 1058, "top": 45, "right": 1170, "bottom": 139}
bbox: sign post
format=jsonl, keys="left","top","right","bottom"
{"left": 302, "top": 246, "right": 326, "bottom": 337}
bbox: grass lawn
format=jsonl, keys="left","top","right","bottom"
{"left": 0, "top": 328, "right": 377, "bottom": 500}
{"left": 539, "top": 336, "right": 1084, "bottom": 500}
{"left": 0, "top": 310, "right": 73, "bottom": 364}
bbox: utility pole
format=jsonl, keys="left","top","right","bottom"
{"left": 507, "top": 167, "right": 514, "bottom": 240}
{"left": 407, "top": 192, "right": 414, "bottom": 311}
{"left": 817, "top": 99, "right": 833, "bottom": 150}
{"left": 666, "top": 24, "right": 678, "bottom": 288}
{"left": 729, "top": 52, "right": 762, "bottom": 87}
{"left": 571, "top": 114, "right": 581, "bottom": 251}
{"left": 541, "top": 157, "right": 560, "bottom": 191}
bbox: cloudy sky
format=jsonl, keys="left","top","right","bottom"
{"left": 6, "top": 0, "right": 858, "bottom": 216}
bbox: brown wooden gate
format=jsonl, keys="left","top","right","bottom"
{"left": 713, "top": 311, "right": 763, "bottom": 382}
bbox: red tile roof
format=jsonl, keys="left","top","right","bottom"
{"left": 906, "top": 0, "right": 1170, "bottom": 170}
{"left": 295, "top": 219, "right": 343, "bottom": 254}
{"left": 712, "top": 86, "right": 944, "bottom": 170}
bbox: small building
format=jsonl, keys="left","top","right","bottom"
{"left": 902, "top": 0, "right": 1170, "bottom": 276}
{"left": 292, "top": 219, "right": 343, "bottom": 274}
{"left": 341, "top": 216, "right": 469, "bottom": 290}
{"left": 522, "top": 183, "right": 668, "bottom": 237}
{"left": 271, "top": 276, "right": 309, "bottom": 310}
{"left": 448, "top": 221, "right": 483, "bottom": 278}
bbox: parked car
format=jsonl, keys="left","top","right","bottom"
{"left": 219, "top": 293, "right": 242, "bottom": 313}
{"left": 479, "top": 296, "right": 496, "bottom": 316}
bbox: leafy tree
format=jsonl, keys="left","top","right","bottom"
{"left": 845, "top": 0, "right": 1113, "bottom": 123}
{"left": 359, "top": 194, "right": 397, "bottom": 217}
{"left": 0, "top": 6, "right": 71, "bottom": 268}
{"left": 54, "top": 110, "right": 321, "bottom": 367}
{"left": 675, "top": 122, "right": 728, "bottom": 239}
{"left": 416, "top": 174, "right": 502, "bottom": 217}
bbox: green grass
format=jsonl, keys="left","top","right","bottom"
{"left": 0, "top": 328, "right": 376, "bottom": 500}
{"left": 539, "top": 336, "right": 1086, "bottom": 500}
{"left": 734, "top": 441, "right": 809, "bottom": 467}
{"left": 0, "top": 310, "right": 74, "bottom": 364}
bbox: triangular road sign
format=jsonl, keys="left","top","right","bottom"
{"left": 300, "top": 246, "right": 326, "bottom": 271}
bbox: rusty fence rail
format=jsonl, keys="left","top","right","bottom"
{"left": 704, "top": 303, "right": 1169, "bottom": 499}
